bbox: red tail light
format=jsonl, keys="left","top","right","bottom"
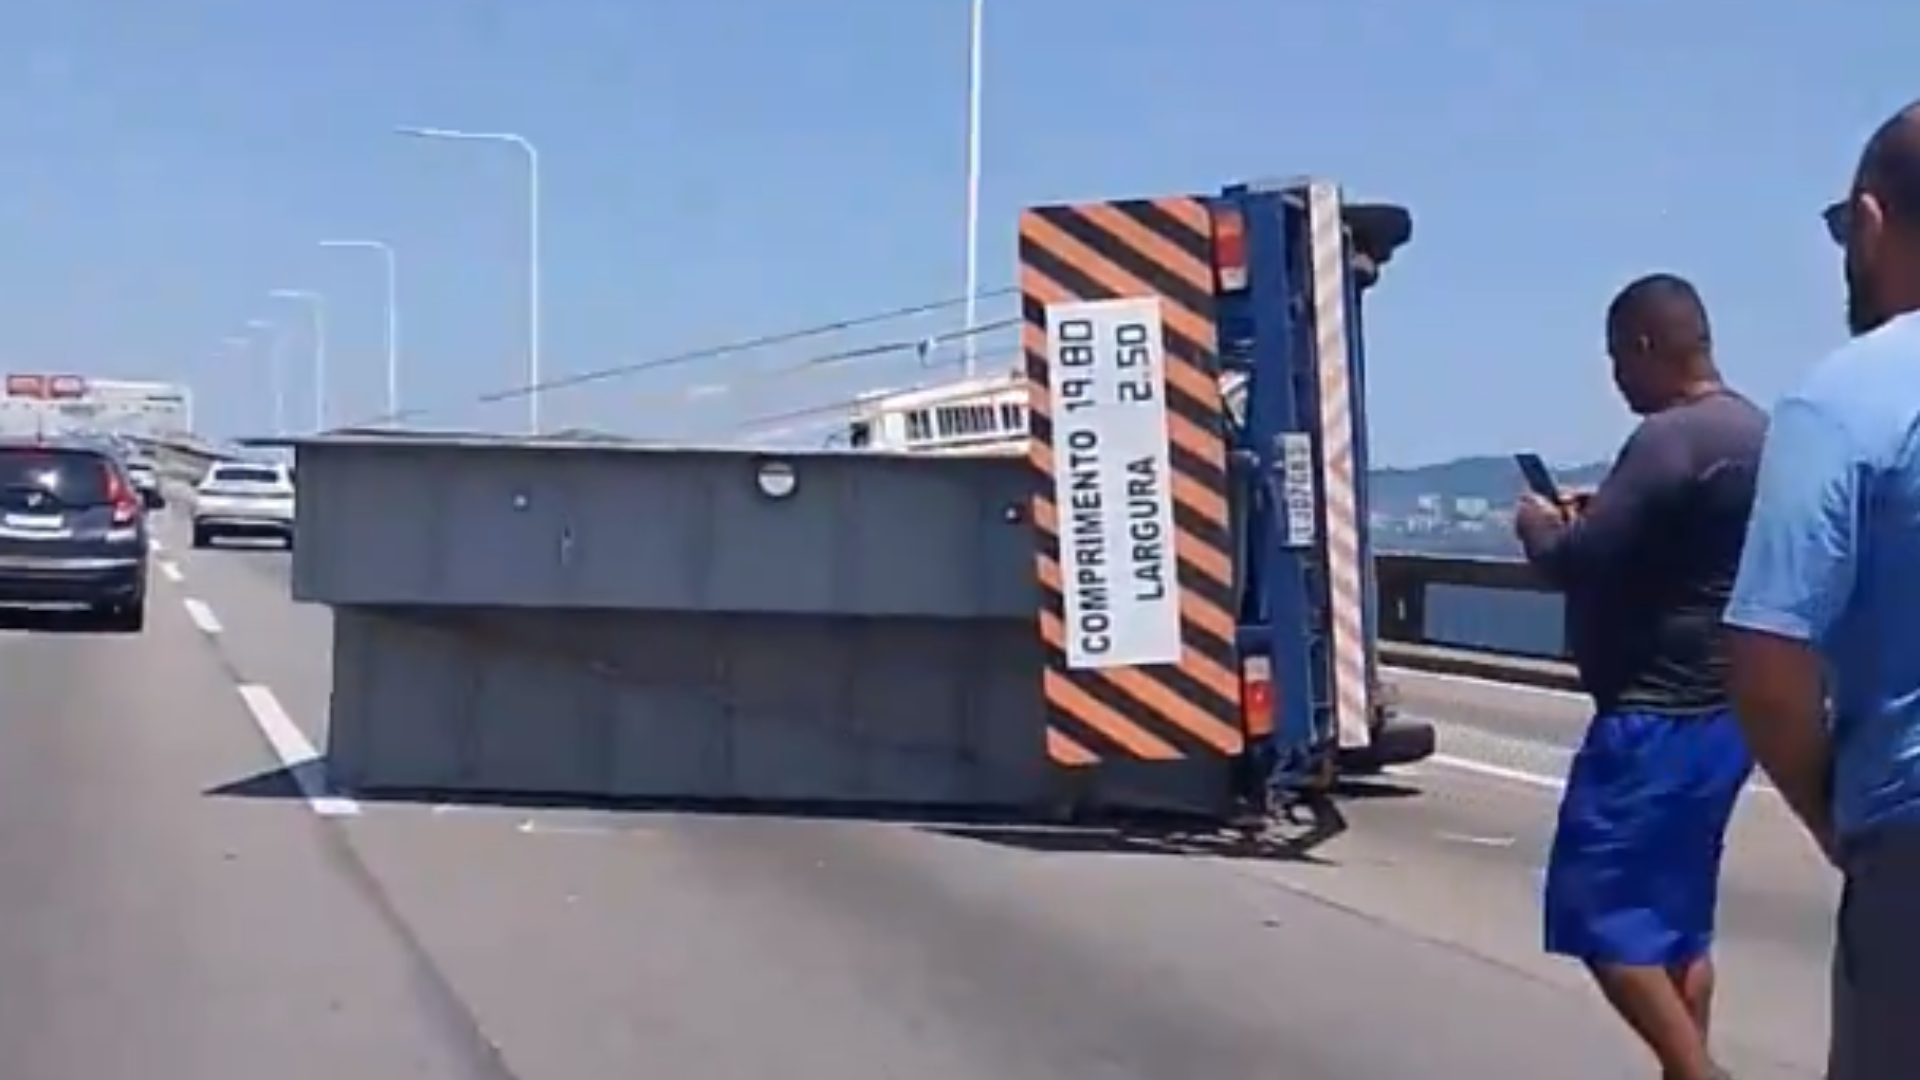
{"left": 1212, "top": 205, "right": 1248, "bottom": 293}
{"left": 1241, "top": 656, "right": 1274, "bottom": 738}
{"left": 104, "top": 466, "right": 139, "bottom": 525}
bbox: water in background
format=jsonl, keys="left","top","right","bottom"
{"left": 1421, "top": 585, "right": 1565, "bottom": 658}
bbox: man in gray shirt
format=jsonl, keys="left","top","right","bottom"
{"left": 1515, "top": 273, "right": 1766, "bottom": 1080}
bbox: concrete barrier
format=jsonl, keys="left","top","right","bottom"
{"left": 1379, "top": 641, "right": 1578, "bottom": 692}
{"left": 128, "top": 434, "right": 235, "bottom": 482}
{"left": 1373, "top": 551, "right": 1576, "bottom": 690}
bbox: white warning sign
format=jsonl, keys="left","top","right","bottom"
{"left": 1280, "top": 432, "right": 1317, "bottom": 549}
{"left": 1047, "top": 296, "right": 1183, "bottom": 671}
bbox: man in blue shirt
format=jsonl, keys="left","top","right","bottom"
{"left": 1726, "top": 103, "right": 1920, "bottom": 1080}
{"left": 1519, "top": 273, "right": 1764, "bottom": 1080}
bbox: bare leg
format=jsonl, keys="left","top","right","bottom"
{"left": 1672, "top": 955, "right": 1716, "bottom": 1040}
{"left": 1588, "top": 961, "right": 1720, "bottom": 1080}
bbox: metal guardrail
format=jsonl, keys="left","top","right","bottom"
{"left": 1374, "top": 552, "right": 1577, "bottom": 692}
{"left": 126, "top": 432, "right": 239, "bottom": 482}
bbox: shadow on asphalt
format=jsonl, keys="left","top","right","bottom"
{"left": 207, "top": 766, "right": 1427, "bottom": 862}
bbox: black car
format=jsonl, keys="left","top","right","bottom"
{"left": 0, "top": 439, "right": 148, "bottom": 631}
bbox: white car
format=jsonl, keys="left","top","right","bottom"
{"left": 125, "top": 457, "right": 162, "bottom": 507}
{"left": 191, "top": 461, "right": 295, "bottom": 549}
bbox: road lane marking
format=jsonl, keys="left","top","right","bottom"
{"left": 1383, "top": 664, "right": 1585, "bottom": 704}
{"left": 1426, "top": 741, "right": 1780, "bottom": 800}
{"left": 158, "top": 560, "right": 183, "bottom": 583}
{"left": 236, "top": 683, "right": 360, "bottom": 817}
{"left": 1391, "top": 669, "right": 1785, "bottom": 798}
{"left": 517, "top": 819, "right": 627, "bottom": 837}
{"left": 1437, "top": 831, "right": 1517, "bottom": 848}
{"left": 1428, "top": 753, "right": 1563, "bottom": 791}
{"left": 182, "top": 598, "right": 222, "bottom": 634}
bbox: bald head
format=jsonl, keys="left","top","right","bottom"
{"left": 1836, "top": 102, "right": 1920, "bottom": 335}
{"left": 1606, "top": 273, "right": 1718, "bottom": 415}
{"left": 1856, "top": 102, "right": 1920, "bottom": 230}
{"left": 1607, "top": 273, "right": 1712, "bottom": 362}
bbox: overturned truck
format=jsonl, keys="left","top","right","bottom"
{"left": 275, "top": 177, "right": 1433, "bottom": 820}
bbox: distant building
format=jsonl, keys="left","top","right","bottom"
{"left": 0, "top": 374, "right": 191, "bottom": 439}
{"left": 1453, "top": 496, "right": 1489, "bottom": 520}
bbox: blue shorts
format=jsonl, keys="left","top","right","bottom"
{"left": 1543, "top": 707, "right": 1753, "bottom": 967}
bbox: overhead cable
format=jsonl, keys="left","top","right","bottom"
{"left": 636, "top": 317, "right": 1019, "bottom": 408}
{"left": 729, "top": 347, "right": 1026, "bottom": 440}
{"left": 344, "top": 286, "right": 1016, "bottom": 430}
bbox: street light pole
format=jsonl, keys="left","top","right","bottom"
{"left": 396, "top": 125, "right": 542, "bottom": 434}
{"left": 962, "top": 0, "right": 984, "bottom": 378}
{"left": 238, "top": 319, "right": 283, "bottom": 436}
{"left": 270, "top": 289, "right": 327, "bottom": 431}
{"left": 319, "top": 239, "right": 400, "bottom": 422}
{"left": 220, "top": 333, "right": 266, "bottom": 436}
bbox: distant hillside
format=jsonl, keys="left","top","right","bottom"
{"left": 1368, "top": 454, "right": 1608, "bottom": 512}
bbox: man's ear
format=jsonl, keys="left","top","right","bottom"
{"left": 1854, "top": 191, "right": 1890, "bottom": 263}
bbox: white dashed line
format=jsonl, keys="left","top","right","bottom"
{"left": 181, "top": 598, "right": 222, "bottom": 635}
{"left": 236, "top": 684, "right": 360, "bottom": 817}
{"left": 149, "top": 537, "right": 164, "bottom": 553}
{"left": 157, "top": 560, "right": 183, "bottom": 583}
{"left": 516, "top": 819, "right": 628, "bottom": 836}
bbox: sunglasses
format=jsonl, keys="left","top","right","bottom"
{"left": 1824, "top": 199, "right": 1850, "bottom": 246}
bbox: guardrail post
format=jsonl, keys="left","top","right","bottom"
{"left": 1373, "top": 556, "right": 1426, "bottom": 644}
{"left": 1367, "top": 552, "right": 1580, "bottom": 693}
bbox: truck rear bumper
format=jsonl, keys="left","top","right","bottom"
{"left": 195, "top": 515, "right": 293, "bottom": 535}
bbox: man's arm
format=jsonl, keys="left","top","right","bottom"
{"left": 1519, "top": 421, "right": 1687, "bottom": 589}
{"left": 1724, "top": 395, "right": 1861, "bottom": 857}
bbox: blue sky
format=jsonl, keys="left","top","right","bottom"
{"left": 0, "top": 0, "right": 1906, "bottom": 465}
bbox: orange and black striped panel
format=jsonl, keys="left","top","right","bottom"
{"left": 1019, "top": 197, "right": 1241, "bottom": 767}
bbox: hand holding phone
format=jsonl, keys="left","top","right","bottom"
{"left": 1514, "top": 452, "right": 1562, "bottom": 504}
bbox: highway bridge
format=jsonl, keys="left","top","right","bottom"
{"left": 0, "top": 426, "right": 1823, "bottom": 1079}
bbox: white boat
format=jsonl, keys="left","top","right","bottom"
{"left": 846, "top": 368, "right": 1249, "bottom": 456}
{"left": 846, "top": 370, "right": 1032, "bottom": 456}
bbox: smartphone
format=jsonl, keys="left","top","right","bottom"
{"left": 1514, "top": 452, "right": 1562, "bottom": 503}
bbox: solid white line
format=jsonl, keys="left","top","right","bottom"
{"left": 235, "top": 684, "right": 360, "bottom": 817}
{"left": 158, "top": 560, "right": 183, "bottom": 583}
{"left": 1427, "top": 749, "right": 1782, "bottom": 800}
{"left": 181, "top": 598, "right": 222, "bottom": 634}
{"left": 1428, "top": 752, "right": 1564, "bottom": 791}
{"left": 1382, "top": 664, "right": 1585, "bottom": 703}
{"left": 1385, "top": 668, "right": 1791, "bottom": 803}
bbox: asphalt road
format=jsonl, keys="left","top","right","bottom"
{"left": 0, "top": 505, "right": 1834, "bottom": 1079}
